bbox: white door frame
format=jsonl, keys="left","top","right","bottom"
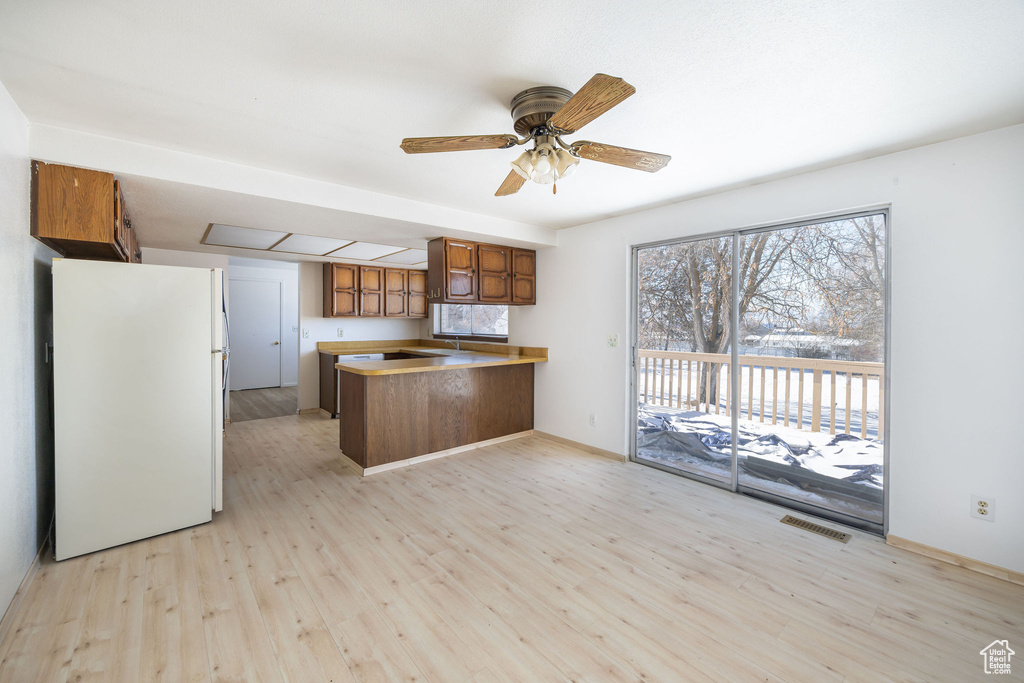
{"left": 228, "top": 276, "right": 284, "bottom": 389}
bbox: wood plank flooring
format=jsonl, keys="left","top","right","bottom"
{"left": 2, "top": 413, "right": 1022, "bottom": 681}
{"left": 229, "top": 386, "right": 298, "bottom": 422}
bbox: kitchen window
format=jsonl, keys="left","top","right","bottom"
{"left": 435, "top": 304, "right": 508, "bottom": 342}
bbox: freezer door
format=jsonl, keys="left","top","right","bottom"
{"left": 53, "top": 259, "right": 215, "bottom": 560}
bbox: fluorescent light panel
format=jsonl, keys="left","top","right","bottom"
{"left": 329, "top": 241, "right": 405, "bottom": 260}
{"left": 377, "top": 249, "right": 428, "bottom": 265}
{"left": 205, "top": 224, "right": 288, "bottom": 249}
{"left": 271, "top": 234, "right": 353, "bottom": 255}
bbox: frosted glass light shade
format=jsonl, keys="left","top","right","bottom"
{"left": 555, "top": 148, "right": 580, "bottom": 178}
{"left": 510, "top": 151, "right": 533, "bottom": 179}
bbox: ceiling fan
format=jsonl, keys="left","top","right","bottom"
{"left": 400, "top": 73, "right": 671, "bottom": 196}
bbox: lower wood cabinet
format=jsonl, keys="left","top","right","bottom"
{"left": 339, "top": 363, "right": 534, "bottom": 468}
{"left": 323, "top": 263, "right": 427, "bottom": 318}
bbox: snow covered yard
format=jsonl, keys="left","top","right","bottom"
{"left": 637, "top": 403, "right": 884, "bottom": 524}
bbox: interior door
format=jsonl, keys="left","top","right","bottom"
{"left": 230, "top": 278, "right": 282, "bottom": 390}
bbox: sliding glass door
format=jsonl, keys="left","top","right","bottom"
{"left": 635, "top": 234, "right": 735, "bottom": 485}
{"left": 633, "top": 212, "right": 887, "bottom": 532}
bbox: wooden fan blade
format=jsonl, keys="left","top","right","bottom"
{"left": 574, "top": 141, "right": 671, "bottom": 173}
{"left": 495, "top": 170, "right": 527, "bottom": 196}
{"left": 547, "top": 74, "right": 636, "bottom": 134}
{"left": 400, "top": 134, "right": 517, "bottom": 154}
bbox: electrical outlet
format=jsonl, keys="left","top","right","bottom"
{"left": 588, "top": 412, "right": 597, "bottom": 427}
{"left": 337, "top": 328, "right": 344, "bottom": 338}
{"left": 971, "top": 494, "right": 995, "bottom": 521}
{"left": 607, "top": 333, "right": 619, "bottom": 347}
{"left": 302, "top": 329, "right": 309, "bottom": 339}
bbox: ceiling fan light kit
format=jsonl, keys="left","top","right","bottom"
{"left": 399, "top": 73, "right": 671, "bottom": 196}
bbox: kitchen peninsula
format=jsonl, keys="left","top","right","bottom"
{"left": 318, "top": 340, "right": 547, "bottom": 474}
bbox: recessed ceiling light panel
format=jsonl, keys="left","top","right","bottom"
{"left": 377, "top": 249, "right": 428, "bottom": 264}
{"left": 271, "top": 234, "right": 353, "bottom": 255}
{"left": 205, "top": 224, "right": 288, "bottom": 249}
{"left": 329, "top": 242, "right": 405, "bottom": 260}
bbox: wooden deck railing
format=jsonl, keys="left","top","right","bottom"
{"left": 638, "top": 350, "right": 884, "bottom": 438}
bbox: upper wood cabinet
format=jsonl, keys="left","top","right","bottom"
{"left": 477, "top": 244, "right": 512, "bottom": 303}
{"left": 408, "top": 270, "right": 428, "bottom": 318}
{"left": 511, "top": 248, "right": 536, "bottom": 305}
{"left": 323, "top": 263, "right": 426, "bottom": 318}
{"left": 31, "top": 161, "right": 141, "bottom": 263}
{"left": 359, "top": 266, "right": 384, "bottom": 317}
{"left": 427, "top": 237, "right": 536, "bottom": 306}
{"left": 323, "top": 263, "right": 359, "bottom": 317}
{"left": 384, "top": 268, "right": 408, "bottom": 317}
{"left": 440, "top": 238, "right": 476, "bottom": 302}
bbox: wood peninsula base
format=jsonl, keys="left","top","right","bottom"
{"left": 339, "top": 363, "right": 534, "bottom": 473}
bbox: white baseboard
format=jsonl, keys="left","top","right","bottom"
{"left": 533, "top": 431, "right": 626, "bottom": 462}
{"left": 0, "top": 537, "right": 48, "bottom": 647}
{"left": 887, "top": 535, "right": 1024, "bottom": 587}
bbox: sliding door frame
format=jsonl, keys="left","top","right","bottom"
{"left": 629, "top": 206, "right": 891, "bottom": 536}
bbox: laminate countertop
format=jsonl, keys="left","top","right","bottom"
{"left": 329, "top": 345, "right": 547, "bottom": 376}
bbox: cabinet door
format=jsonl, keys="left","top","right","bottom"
{"left": 477, "top": 244, "right": 512, "bottom": 303}
{"left": 113, "top": 181, "right": 129, "bottom": 261}
{"left": 444, "top": 238, "right": 476, "bottom": 301}
{"left": 512, "top": 249, "right": 536, "bottom": 305}
{"left": 408, "top": 270, "right": 428, "bottom": 318}
{"left": 384, "top": 268, "right": 408, "bottom": 317}
{"left": 324, "top": 263, "right": 359, "bottom": 317}
{"left": 359, "top": 266, "right": 384, "bottom": 316}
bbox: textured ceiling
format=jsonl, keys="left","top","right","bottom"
{"left": 2, "top": 0, "right": 1023, "bottom": 234}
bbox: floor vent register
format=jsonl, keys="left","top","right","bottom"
{"left": 780, "top": 514, "right": 852, "bottom": 543}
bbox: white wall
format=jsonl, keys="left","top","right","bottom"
{"left": 513, "top": 124, "right": 1024, "bottom": 573}
{"left": 297, "top": 262, "right": 422, "bottom": 410}
{"left": 229, "top": 256, "right": 299, "bottom": 387}
{"left": 0, "top": 82, "right": 59, "bottom": 618}
{"left": 142, "top": 246, "right": 229, "bottom": 272}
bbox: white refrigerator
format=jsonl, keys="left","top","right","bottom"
{"left": 52, "top": 258, "right": 225, "bottom": 561}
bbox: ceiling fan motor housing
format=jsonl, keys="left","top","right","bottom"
{"left": 510, "top": 86, "right": 574, "bottom": 137}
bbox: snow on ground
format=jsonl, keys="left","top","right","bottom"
{"left": 637, "top": 403, "right": 884, "bottom": 524}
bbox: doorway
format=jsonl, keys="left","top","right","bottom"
{"left": 228, "top": 258, "right": 300, "bottom": 422}
{"left": 632, "top": 211, "right": 888, "bottom": 532}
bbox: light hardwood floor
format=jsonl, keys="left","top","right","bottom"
{"left": 229, "top": 385, "right": 298, "bottom": 422}
{"left": 1, "top": 414, "right": 1022, "bottom": 681}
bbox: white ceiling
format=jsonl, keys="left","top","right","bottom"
{"left": 2, "top": 0, "right": 1024, "bottom": 243}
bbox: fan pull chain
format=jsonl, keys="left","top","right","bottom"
{"left": 553, "top": 183, "right": 557, "bottom": 195}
